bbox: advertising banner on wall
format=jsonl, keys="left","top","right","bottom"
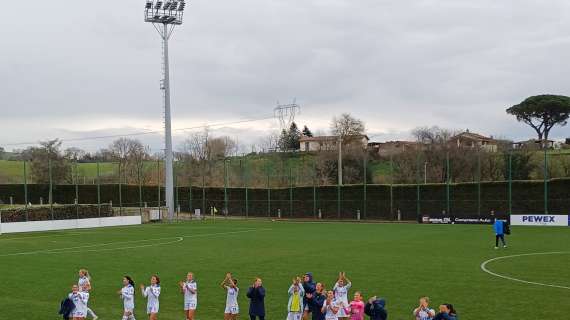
{"left": 510, "top": 215, "right": 569, "bottom": 226}
{"left": 421, "top": 215, "right": 495, "bottom": 224}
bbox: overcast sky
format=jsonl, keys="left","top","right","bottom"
{"left": 1, "top": 0, "right": 570, "bottom": 153}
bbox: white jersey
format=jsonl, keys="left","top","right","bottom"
{"left": 183, "top": 280, "right": 198, "bottom": 304}
{"left": 78, "top": 276, "right": 91, "bottom": 292}
{"left": 225, "top": 286, "right": 239, "bottom": 308}
{"left": 333, "top": 282, "right": 351, "bottom": 305}
{"left": 323, "top": 299, "right": 340, "bottom": 320}
{"left": 121, "top": 285, "right": 135, "bottom": 310}
{"left": 69, "top": 292, "right": 89, "bottom": 317}
{"left": 414, "top": 307, "right": 435, "bottom": 320}
{"left": 142, "top": 285, "right": 161, "bottom": 313}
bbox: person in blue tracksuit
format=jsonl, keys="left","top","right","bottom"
{"left": 302, "top": 272, "right": 316, "bottom": 320}
{"left": 493, "top": 219, "right": 507, "bottom": 249}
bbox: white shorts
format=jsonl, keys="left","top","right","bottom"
{"left": 73, "top": 310, "right": 87, "bottom": 318}
{"left": 224, "top": 305, "right": 239, "bottom": 314}
{"left": 287, "top": 311, "right": 303, "bottom": 320}
{"left": 184, "top": 301, "right": 197, "bottom": 311}
{"left": 147, "top": 304, "right": 159, "bottom": 314}
{"left": 336, "top": 306, "right": 348, "bottom": 317}
{"left": 304, "top": 305, "right": 310, "bottom": 312}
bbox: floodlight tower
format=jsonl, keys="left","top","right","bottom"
{"left": 144, "top": 0, "right": 186, "bottom": 220}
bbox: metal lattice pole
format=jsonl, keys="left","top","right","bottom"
{"left": 144, "top": 0, "right": 187, "bottom": 221}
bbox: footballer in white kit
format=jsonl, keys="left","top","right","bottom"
{"left": 141, "top": 277, "right": 161, "bottom": 315}
{"left": 119, "top": 276, "right": 137, "bottom": 320}
{"left": 69, "top": 285, "right": 90, "bottom": 318}
{"left": 225, "top": 286, "right": 240, "bottom": 314}
{"left": 183, "top": 280, "right": 198, "bottom": 310}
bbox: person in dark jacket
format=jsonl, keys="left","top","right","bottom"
{"left": 433, "top": 304, "right": 457, "bottom": 320}
{"left": 246, "top": 277, "right": 266, "bottom": 320}
{"left": 59, "top": 297, "right": 75, "bottom": 320}
{"left": 364, "top": 296, "right": 387, "bottom": 320}
{"left": 305, "top": 282, "right": 326, "bottom": 320}
{"left": 302, "top": 272, "right": 317, "bottom": 320}
{"left": 493, "top": 218, "right": 507, "bottom": 249}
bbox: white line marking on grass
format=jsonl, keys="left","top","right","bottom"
{"left": 0, "top": 228, "right": 270, "bottom": 257}
{"left": 480, "top": 251, "right": 570, "bottom": 290}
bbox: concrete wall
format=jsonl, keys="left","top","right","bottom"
{"left": 0, "top": 216, "right": 142, "bottom": 234}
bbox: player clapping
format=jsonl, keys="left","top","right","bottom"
{"left": 118, "top": 276, "right": 136, "bottom": 320}
{"left": 179, "top": 272, "right": 198, "bottom": 320}
{"left": 141, "top": 275, "right": 161, "bottom": 320}
{"left": 69, "top": 284, "right": 90, "bottom": 320}
{"left": 221, "top": 272, "right": 240, "bottom": 320}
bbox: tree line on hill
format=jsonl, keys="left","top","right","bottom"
{"left": 2, "top": 94, "right": 570, "bottom": 186}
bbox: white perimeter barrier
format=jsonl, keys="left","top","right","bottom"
{"left": 0, "top": 216, "right": 142, "bottom": 234}
{"left": 510, "top": 214, "right": 569, "bottom": 226}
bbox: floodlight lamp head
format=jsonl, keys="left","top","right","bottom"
{"left": 144, "top": 0, "right": 185, "bottom": 25}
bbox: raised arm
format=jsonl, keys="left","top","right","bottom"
{"left": 141, "top": 285, "right": 148, "bottom": 297}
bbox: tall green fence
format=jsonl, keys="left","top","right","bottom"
{"left": 1, "top": 150, "right": 569, "bottom": 221}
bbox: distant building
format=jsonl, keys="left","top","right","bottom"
{"left": 448, "top": 130, "right": 498, "bottom": 152}
{"left": 512, "top": 139, "right": 555, "bottom": 150}
{"left": 369, "top": 141, "right": 422, "bottom": 156}
{"left": 299, "top": 135, "right": 369, "bottom": 152}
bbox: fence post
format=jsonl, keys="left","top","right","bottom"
{"left": 188, "top": 169, "right": 193, "bottom": 213}
{"left": 244, "top": 157, "right": 249, "bottom": 218}
{"left": 49, "top": 158, "right": 54, "bottom": 220}
{"left": 313, "top": 160, "right": 317, "bottom": 219}
{"left": 363, "top": 155, "right": 367, "bottom": 220}
{"left": 157, "top": 159, "right": 161, "bottom": 214}
{"left": 174, "top": 162, "right": 179, "bottom": 219}
{"left": 97, "top": 161, "right": 101, "bottom": 217}
{"left": 416, "top": 152, "right": 421, "bottom": 221}
{"left": 224, "top": 159, "right": 228, "bottom": 216}
{"left": 267, "top": 160, "right": 271, "bottom": 217}
{"left": 508, "top": 152, "right": 512, "bottom": 215}
{"left": 389, "top": 154, "right": 394, "bottom": 220}
{"left": 446, "top": 152, "right": 450, "bottom": 215}
{"left": 138, "top": 164, "right": 143, "bottom": 216}
{"left": 75, "top": 160, "right": 79, "bottom": 219}
{"left": 477, "top": 152, "right": 481, "bottom": 217}
{"left": 118, "top": 162, "right": 122, "bottom": 216}
{"left": 23, "top": 160, "right": 28, "bottom": 221}
{"left": 289, "top": 166, "right": 293, "bottom": 217}
{"left": 544, "top": 147, "right": 548, "bottom": 214}
{"left": 202, "top": 166, "right": 206, "bottom": 217}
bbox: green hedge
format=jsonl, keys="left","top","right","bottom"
{"left": 0, "top": 204, "right": 113, "bottom": 222}
{"left": 0, "top": 179, "right": 568, "bottom": 220}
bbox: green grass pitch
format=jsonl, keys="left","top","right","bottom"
{"left": 1, "top": 220, "right": 569, "bottom": 319}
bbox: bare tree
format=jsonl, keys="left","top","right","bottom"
{"left": 411, "top": 126, "right": 457, "bottom": 145}
{"left": 64, "top": 147, "right": 86, "bottom": 161}
{"left": 108, "top": 138, "right": 151, "bottom": 184}
{"left": 331, "top": 113, "right": 366, "bottom": 142}
{"left": 257, "top": 132, "right": 280, "bottom": 153}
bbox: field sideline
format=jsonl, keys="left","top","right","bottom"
{"left": 0, "top": 220, "right": 568, "bottom": 319}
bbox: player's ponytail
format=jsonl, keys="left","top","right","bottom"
{"left": 125, "top": 275, "right": 135, "bottom": 287}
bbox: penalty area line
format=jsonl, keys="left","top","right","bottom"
{"left": 480, "top": 251, "right": 570, "bottom": 290}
